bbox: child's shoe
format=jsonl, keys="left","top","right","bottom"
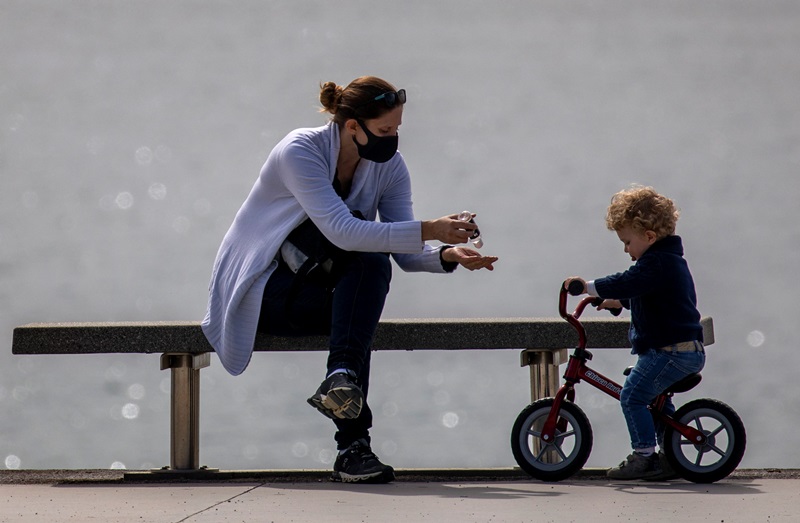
{"left": 607, "top": 451, "right": 661, "bottom": 480}
{"left": 645, "top": 451, "right": 680, "bottom": 481}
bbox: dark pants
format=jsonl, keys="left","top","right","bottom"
{"left": 258, "top": 252, "right": 392, "bottom": 449}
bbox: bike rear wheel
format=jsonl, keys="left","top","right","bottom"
{"left": 511, "top": 398, "right": 593, "bottom": 482}
{"left": 664, "top": 398, "right": 746, "bottom": 483}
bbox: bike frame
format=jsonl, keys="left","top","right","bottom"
{"left": 538, "top": 288, "right": 707, "bottom": 447}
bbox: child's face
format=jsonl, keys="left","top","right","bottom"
{"left": 616, "top": 225, "right": 657, "bottom": 262}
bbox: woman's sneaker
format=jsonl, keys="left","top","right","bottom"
{"left": 607, "top": 451, "right": 661, "bottom": 480}
{"left": 332, "top": 439, "right": 395, "bottom": 484}
{"left": 307, "top": 372, "right": 364, "bottom": 420}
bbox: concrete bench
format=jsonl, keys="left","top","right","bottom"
{"left": 12, "top": 317, "right": 714, "bottom": 475}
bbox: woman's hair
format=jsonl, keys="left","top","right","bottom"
{"left": 605, "top": 185, "right": 680, "bottom": 238}
{"left": 319, "top": 76, "right": 399, "bottom": 126}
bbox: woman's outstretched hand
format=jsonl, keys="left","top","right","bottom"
{"left": 421, "top": 214, "right": 477, "bottom": 244}
{"left": 442, "top": 246, "right": 498, "bottom": 271}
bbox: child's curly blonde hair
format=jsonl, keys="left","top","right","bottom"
{"left": 605, "top": 186, "right": 680, "bottom": 239}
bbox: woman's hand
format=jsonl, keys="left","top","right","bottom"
{"left": 442, "top": 246, "right": 498, "bottom": 271}
{"left": 421, "top": 214, "right": 477, "bottom": 244}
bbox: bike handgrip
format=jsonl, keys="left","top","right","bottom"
{"left": 590, "top": 297, "right": 623, "bottom": 316}
{"left": 567, "top": 280, "right": 584, "bottom": 296}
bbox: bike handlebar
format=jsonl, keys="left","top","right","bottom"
{"left": 560, "top": 280, "right": 623, "bottom": 349}
{"left": 599, "top": 299, "right": 623, "bottom": 317}
{"left": 563, "top": 280, "right": 622, "bottom": 316}
{"left": 567, "top": 280, "right": 584, "bottom": 296}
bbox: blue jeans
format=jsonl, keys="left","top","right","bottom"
{"left": 258, "top": 252, "right": 392, "bottom": 449}
{"left": 620, "top": 345, "right": 706, "bottom": 450}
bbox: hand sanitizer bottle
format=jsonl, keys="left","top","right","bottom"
{"left": 458, "top": 210, "right": 484, "bottom": 249}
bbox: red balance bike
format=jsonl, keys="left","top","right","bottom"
{"left": 511, "top": 281, "right": 746, "bottom": 483}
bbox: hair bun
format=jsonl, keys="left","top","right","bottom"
{"left": 319, "top": 81, "right": 343, "bottom": 113}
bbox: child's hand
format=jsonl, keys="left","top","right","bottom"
{"left": 596, "top": 299, "right": 623, "bottom": 311}
{"left": 563, "top": 277, "right": 587, "bottom": 295}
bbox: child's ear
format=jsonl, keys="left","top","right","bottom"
{"left": 645, "top": 230, "right": 658, "bottom": 244}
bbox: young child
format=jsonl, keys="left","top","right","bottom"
{"left": 565, "top": 185, "right": 705, "bottom": 480}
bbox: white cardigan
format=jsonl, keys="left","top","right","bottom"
{"left": 202, "top": 122, "right": 449, "bottom": 375}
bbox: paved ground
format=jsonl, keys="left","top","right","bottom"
{"left": 1, "top": 469, "right": 798, "bottom": 522}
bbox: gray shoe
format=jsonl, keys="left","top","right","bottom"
{"left": 607, "top": 452, "right": 661, "bottom": 480}
{"left": 645, "top": 451, "right": 680, "bottom": 481}
{"left": 307, "top": 372, "right": 364, "bottom": 420}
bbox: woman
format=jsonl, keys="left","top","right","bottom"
{"left": 202, "top": 76, "right": 497, "bottom": 483}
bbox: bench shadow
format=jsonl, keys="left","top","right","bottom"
{"left": 262, "top": 477, "right": 767, "bottom": 499}
{"left": 262, "top": 481, "right": 564, "bottom": 500}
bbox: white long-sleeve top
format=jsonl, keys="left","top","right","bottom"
{"left": 202, "top": 122, "right": 449, "bottom": 375}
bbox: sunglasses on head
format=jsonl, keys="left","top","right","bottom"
{"left": 357, "top": 89, "right": 407, "bottom": 111}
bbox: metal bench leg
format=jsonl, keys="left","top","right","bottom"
{"left": 160, "top": 353, "right": 210, "bottom": 471}
{"left": 520, "top": 349, "right": 567, "bottom": 402}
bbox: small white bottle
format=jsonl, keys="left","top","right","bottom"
{"left": 458, "top": 210, "right": 484, "bottom": 249}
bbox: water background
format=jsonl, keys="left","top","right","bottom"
{"left": 1, "top": 0, "right": 799, "bottom": 471}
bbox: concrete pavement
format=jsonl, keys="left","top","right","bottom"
{"left": 1, "top": 469, "right": 798, "bottom": 522}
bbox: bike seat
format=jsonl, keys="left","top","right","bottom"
{"left": 622, "top": 367, "right": 703, "bottom": 394}
{"left": 666, "top": 373, "right": 702, "bottom": 394}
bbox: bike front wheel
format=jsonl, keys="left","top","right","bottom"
{"left": 664, "top": 398, "right": 746, "bottom": 483}
{"left": 511, "top": 398, "right": 593, "bottom": 482}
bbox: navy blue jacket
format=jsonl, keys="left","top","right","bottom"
{"left": 594, "top": 235, "right": 703, "bottom": 354}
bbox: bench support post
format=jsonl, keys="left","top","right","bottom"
{"left": 160, "top": 353, "right": 210, "bottom": 471}
{"left": 520, "top": 349, "right": 568, "bottom": 402}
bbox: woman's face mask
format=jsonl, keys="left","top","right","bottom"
{"left": 353, "top": 119, "right": 398, "bottom": 163}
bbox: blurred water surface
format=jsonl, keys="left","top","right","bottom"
{"left": 1, "top": 0, "right": 799, "bottom": 471}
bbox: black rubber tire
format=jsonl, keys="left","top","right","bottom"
{"left": 511, "top": 398, "right": 593, "bottom": 482}
{"left": 664, "top": 398, "right": 746, "bottom": 483}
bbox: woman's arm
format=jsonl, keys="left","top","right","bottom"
{"left": 277, "top": 138, "right": 421, "bottom": 253}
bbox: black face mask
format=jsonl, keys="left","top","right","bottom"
{"left": 353, "top": 119, "right": 398, "bottom": 163}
